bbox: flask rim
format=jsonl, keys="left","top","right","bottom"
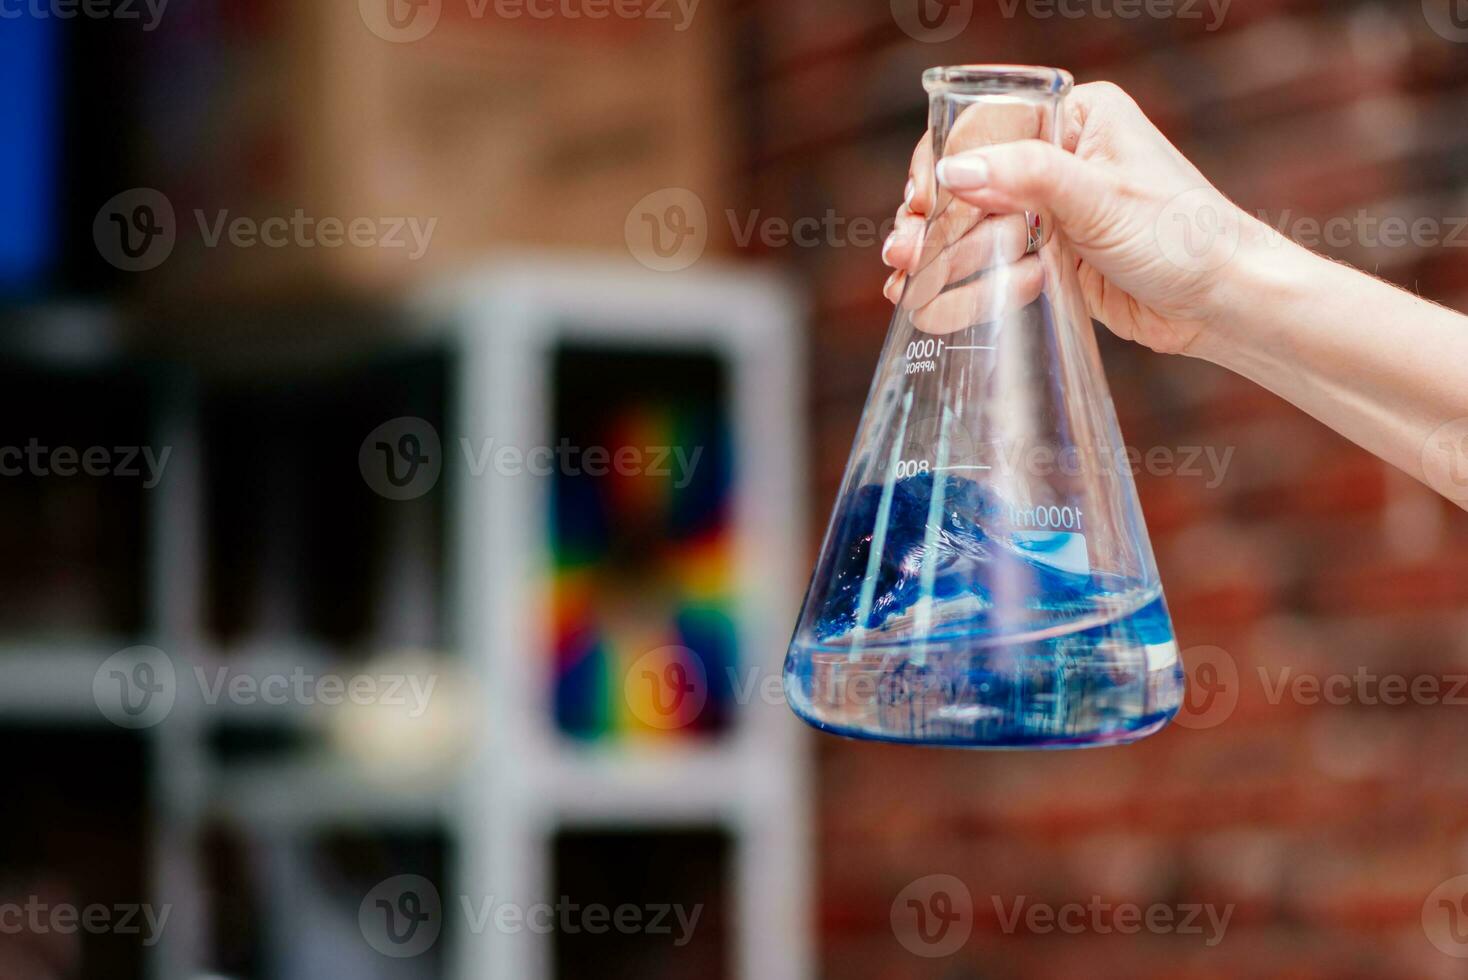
{"left": 922, "top": 65, "right": 1074, "bottom": 99}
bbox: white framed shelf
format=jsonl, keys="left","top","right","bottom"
{"left": 0, "top": 643, "right": 141, "bottom": 722}
{"left": 438, "top": 257, "right": 811, "bottom": 980}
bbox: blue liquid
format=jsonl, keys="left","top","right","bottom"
{"left": 785, "top": 474, "right": 1184, "bottom": 748}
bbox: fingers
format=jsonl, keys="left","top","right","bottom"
{"left": 904, "top": 213, "right": 1034, "bottom": 310}
{"left": 885, "top": 204, "right": 1010, "bottom": 306}
{"left": 883, "top": 135, "right": 936, "bottom": 280}
{"left": 1063, "top": 80, "right": 1136, "bottom": 152}
{"left": 883, "top": 269, "right": 906, "bottom": 304}
{"left": 945, "top": 100, "right": 1047, "bottom": 154}
{"left": 885, "top": 179, "right": 1049, "bottom": 313}
{"left": 908, "top": 132, "right": 935, "bottom": 215}
{"left": 910, "top": 255, "right": 1045, "bottom": 335}
{"left": 882, "top": 206, "right": 926, "bottom": 271}
{"left": 884, "top": 103, "right": 1050, "bottom": 282}
{"left": 935, "top": 139, "right": 1112, "bottom": 242}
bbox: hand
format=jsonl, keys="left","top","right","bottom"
{"left": 882, "top": 81, "right": 1262, "bottom": 357}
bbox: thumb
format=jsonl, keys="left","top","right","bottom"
{"left": 936, "top": 139, "right": 1112, "bottom": 240}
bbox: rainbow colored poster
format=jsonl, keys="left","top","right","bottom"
{"left": 550, "top": 346, "right": 738, "bottom": 740}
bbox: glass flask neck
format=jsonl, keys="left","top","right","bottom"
{"left": 923, "top": 65, "right": 1073, "bottom": 185}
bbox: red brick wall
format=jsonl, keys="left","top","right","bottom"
{"left": 732, "top": 1, "right": 1468, "bottom": 975}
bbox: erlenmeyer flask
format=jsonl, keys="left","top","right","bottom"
{"left": 784, "top": 65, "right": 1184, "bottom": 749}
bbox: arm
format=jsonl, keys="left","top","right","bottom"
{"left": 1205, "top": 235, "right": 1468, "bottom": 503}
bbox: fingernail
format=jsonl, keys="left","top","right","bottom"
{"left": 883, "top": 270, "right": 900, "bottom": 300}
{"left": 937, "top": 155, "right": 990, "bottom": 190}
{"left": 881, "top": 234, "right": 896, "bottom": 266}
{"left": 904, "top": 179, "right": 916, "bottom": 207}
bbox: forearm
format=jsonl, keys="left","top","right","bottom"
{"left": 1192, "top": 224, "right": 1468, "bottom": 506}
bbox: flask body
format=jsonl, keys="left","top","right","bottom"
{"left": 783, "top": 66, "right": 1184, "bottom": 748}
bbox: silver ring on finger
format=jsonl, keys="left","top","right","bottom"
{"left": 1025, "top": 212, "right": 1044, "bottom": 255}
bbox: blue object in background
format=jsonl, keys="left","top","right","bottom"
{"left": 0, "top": 11, "right": 58, "bottom": 291}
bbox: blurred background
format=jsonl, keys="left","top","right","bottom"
{"left": 4, "top": 0, "right": 1468, "bottom": 977}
